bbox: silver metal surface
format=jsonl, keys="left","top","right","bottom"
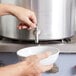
{"left": 34, "top": 27, "right": 39, "bottom": 43}
{"left": 0, "top": 34, "right": 76, "bottom": 53}
{"left": 0, "top": 0, "right": 75, "bottom": 40}
{"left": 33, "top": 26, "right": 40, "bottom": 43}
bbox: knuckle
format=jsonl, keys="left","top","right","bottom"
{"left": 34, "top": 55, "right": 39, "bottom": 59}
{"left": 29, "top": 55, "right": 38, "bottom": 61}
{"left": 32, "top": 12, "right": 35, "bottom": 15}
{"left": 32, "top": 12, "right": 36, "bottom": 16}
{"left": 30, "top": 22, "right": 33, "bottom": 26}
{"left": 30, "top": 23, "right": 35, "bottom": 28}
{"left": 35, "top": 55, "right": 40, "bottom": 59}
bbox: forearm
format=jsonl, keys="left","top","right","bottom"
{"left": 0, "top": 4, "right": 17, "bottom": 16}
{"left": 0, "top": 61, "right": 26, "bottom": 76}
{"left": 0, "top": 4, "right": 10, "bottom": 16}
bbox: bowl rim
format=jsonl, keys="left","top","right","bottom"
{"left": 17, "top": 45, "right": 60, "bottom": 57}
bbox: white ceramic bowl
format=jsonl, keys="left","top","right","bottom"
{"left": 17, "top": 46, "right": 60, "bottom": 65}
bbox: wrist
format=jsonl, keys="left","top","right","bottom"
{"left": 15, "top": 61, "right": 28, "bottom": 76}
{"left": 0, "top": 61, "right": 28, "bottom": 76}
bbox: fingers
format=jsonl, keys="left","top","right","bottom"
{"left": 36, "top": 51, "right": 52, "bottom": 61}
{"left": 17, "top": 11, "right": 37, "bottom": 30}
{"left": 17, "top": 22, "right": 35, "bottom": 30}
{"left": 41, "top": 64, "right": 53, "bottom": 72}
{"left": 36, "top": 73, "right": 42, "bottom": 76}
{"left": 18, "top": 12, "right": 37, "bottom": 30}
{"left": 30, "top": 13, "right": 37, "bottom": 24}
{"left": 24, "top": 17, "right": 36, "bottom": 28}
{"left": 17, "top": 23, "right": 27, "bottom": 30}
{"left": 17, "top": 26, "right": 27, "bottom": 30}
{"left": 25, "top": 51, "right": 52, "bottom": 63}
{"left": 17, "top": 18, "right": 36, "bottom": 30}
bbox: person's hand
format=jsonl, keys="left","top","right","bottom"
{"left": 20, "top": 52, "right": 53, "bottom": 76}
{"left": 0, "top": 4, "right": 37, "bottom": 30}
{"left": 0, "top": 52, "right": 53, "bottom": 76}
{"left": 10, "top": 5, "right": 37, "bottom": 30}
